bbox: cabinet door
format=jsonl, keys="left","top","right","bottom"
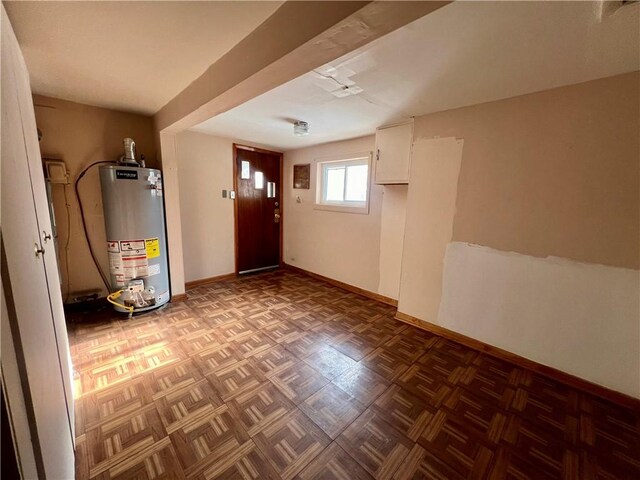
{"left": 374, "top": 122, "right": 413, "bottom": 184}
{"left": 10, "top": 17, "right": 75, "bottom": 442}
{"left": 1, "top": 8, "right": 75, "bottom": 479}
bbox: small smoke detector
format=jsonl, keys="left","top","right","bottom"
{"left": 294, "top": 121, "right": 310, "bottom": 136}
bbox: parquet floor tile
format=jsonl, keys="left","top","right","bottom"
{"left": 331, "top": 364, "right": 389, "bottom": 406}
{"left": 207, "top": 358, "right": 267, "bottom": 401}
{"left": 393, "top": 443, "right": 464, "bottom": 480}
{"left": 296, "top": 442, "right": 373, "bottom": 479}
{"left": 68, "top": 270, "right": 640, "bottom": 480}
{"left": 250, "top": 345, "right": 298, "bottom": 378}
{"left": 253, "top": 409, "right": 331, "bottom": 479}
{"left": 83, "top": 374, "right": 153, "bottom": 430}
{"left": 269, "top": 363, "right": 329, "bottom": 404}
{"left": 303, "top": 345, "right": 358, "bottom": 380}
{"left": 360, "top": 347, "right": 410, "bottom": 381}
{"left": 192, "top": 342, "right": 243, "bottom": 376}
{"left": 170, "top": 403, "right": 249, "bottom": 473}
{"left": 281, "top": 331, "right": 328, "bottom": 359}
{"left": 189, "top": 439, "right": 279, "bottom": 480}
{"left": 372, "top": 384, "right": 434, "bottom": 441}
{"left": 416, "top": 411, "right": 494, "bottom": 479}
{"left": 337, "top": 408, "right": 413, "bottom": 480}
{"left": 395, "top": 364, "right": 453, "bottom": 407}
{"left": 332, "top": 332, "right": 377, "bottom": 361}
{"left": 227, "top": 382, "right": 295, "bottom": 437}
{"left": 299, "top": 383, "right": 365, "bottom": 439}
{"left": 154, "top": 379, "right": 223, "bottom": 433}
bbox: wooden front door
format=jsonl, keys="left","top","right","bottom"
{"left": 234, "top": 145, "right": 282, "bottom": 274}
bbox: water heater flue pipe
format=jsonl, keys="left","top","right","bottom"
{"left": 120, "top": 137, "right": 139, "bottom": 166}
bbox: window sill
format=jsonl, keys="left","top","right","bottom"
{"left": 313, "top": 203, "right": 370, "bottom": 215}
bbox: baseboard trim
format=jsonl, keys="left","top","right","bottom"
{"left": 284, "top": 263, "right": 398, "bottom": 307}
{"left": 395, "top": 311, "right": 640, "bottom": 410}
{"left": 185, "top": 273, "right": 237, "bottom": 289}
{"left": 171, "top": 293, "right": 188, "bottom": 303}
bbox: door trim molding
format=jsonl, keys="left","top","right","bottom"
{"left": 232, "top": 144, "right": 284, "bottom": 274}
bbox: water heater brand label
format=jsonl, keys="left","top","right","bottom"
{"left": 116, "top": 169, "right": 138, "bottom": 180}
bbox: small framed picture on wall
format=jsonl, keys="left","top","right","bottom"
{"left": 293, "top": 164, "right": 310, "bottom": 189}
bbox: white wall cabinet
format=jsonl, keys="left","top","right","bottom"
{"left": 374, "top": 121, "right": 414, "bottom": 184}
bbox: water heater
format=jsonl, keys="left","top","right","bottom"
{"left": 99, "top": 163, "right": 170, "bottom": 313}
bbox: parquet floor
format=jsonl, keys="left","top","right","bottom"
{"left": 68, "top": 270, "right": 640, "bottom": 479}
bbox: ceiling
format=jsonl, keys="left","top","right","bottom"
{"left": 4, "top": 1, "right": 283, "bottom": 115}
{"left": 192, "top": 0, "right": 640, "bottom": 151}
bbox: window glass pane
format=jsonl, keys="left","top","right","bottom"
{"left": 241, "top": 160, "right": 250, "bottom": 179}
{"left": 345, "top": 164, "right": 368, "bottom": 202}
{"left": 325, "top": 167, "right": 345, "bottom": 201}
{"left": 255, "top": 171, "right": 264, "bottom": 189}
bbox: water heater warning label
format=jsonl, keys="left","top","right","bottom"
{"left": 145, "top": 238, "right": 160, "bottom": 259}
{"left": 120, "top": 240, "right": 145, "bottom": 252}
{"left": 108, "top": 239, "right": 149, "bottom": 281}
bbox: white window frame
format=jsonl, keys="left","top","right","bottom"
{"left": 314, "top": 152, "right": 372, "bottom": 214}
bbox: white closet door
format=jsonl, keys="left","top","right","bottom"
{"left": 9, "top": 13, "right": 75, "bottom": 442}
{"left": 1, "top": 7, "right": 75, "bottom": 479}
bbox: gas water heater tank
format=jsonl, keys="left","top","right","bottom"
{"left": 99, "top": 165, "right": 170, "bottom": 312}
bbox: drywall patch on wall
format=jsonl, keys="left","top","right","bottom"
{"left": 438, "top": 242, "right": 640, "bottom": 398}
{"left": 378, "top": 185, "right": 408, "bottom": 300}
{"left": 398, "top": 137, "right": 463, "bottom": 322}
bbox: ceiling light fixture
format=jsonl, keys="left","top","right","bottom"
{"left": 294, "top": 121, "right": 310, "bottom": 136}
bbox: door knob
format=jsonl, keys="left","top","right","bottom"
{"left": 34, "top": 243, "right": 45, "bottom": 258}
{"left": 42, "top": 230, "right": 52, "bottom": 243}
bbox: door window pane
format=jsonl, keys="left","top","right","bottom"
{"left": 241, "top": 161, "right": 250, "bottom": 179}
{"left": 255, "top": 171, "right": 264, "bottom": 189}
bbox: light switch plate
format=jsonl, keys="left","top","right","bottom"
{"left": 230, "top": 191, "right": 236, "bottom": 199}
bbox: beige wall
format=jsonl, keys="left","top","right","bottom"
{"left": 283, "top": 136, "right": 383, "bottom": 293}
{"left": 33, "top": 95, "right": 155, "bottom": 298}
{"left": 176, "top": 130, "right": 236, "bottom": 282}
{"left": 415, "top": 72, "right": 640, "bottom": 270}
